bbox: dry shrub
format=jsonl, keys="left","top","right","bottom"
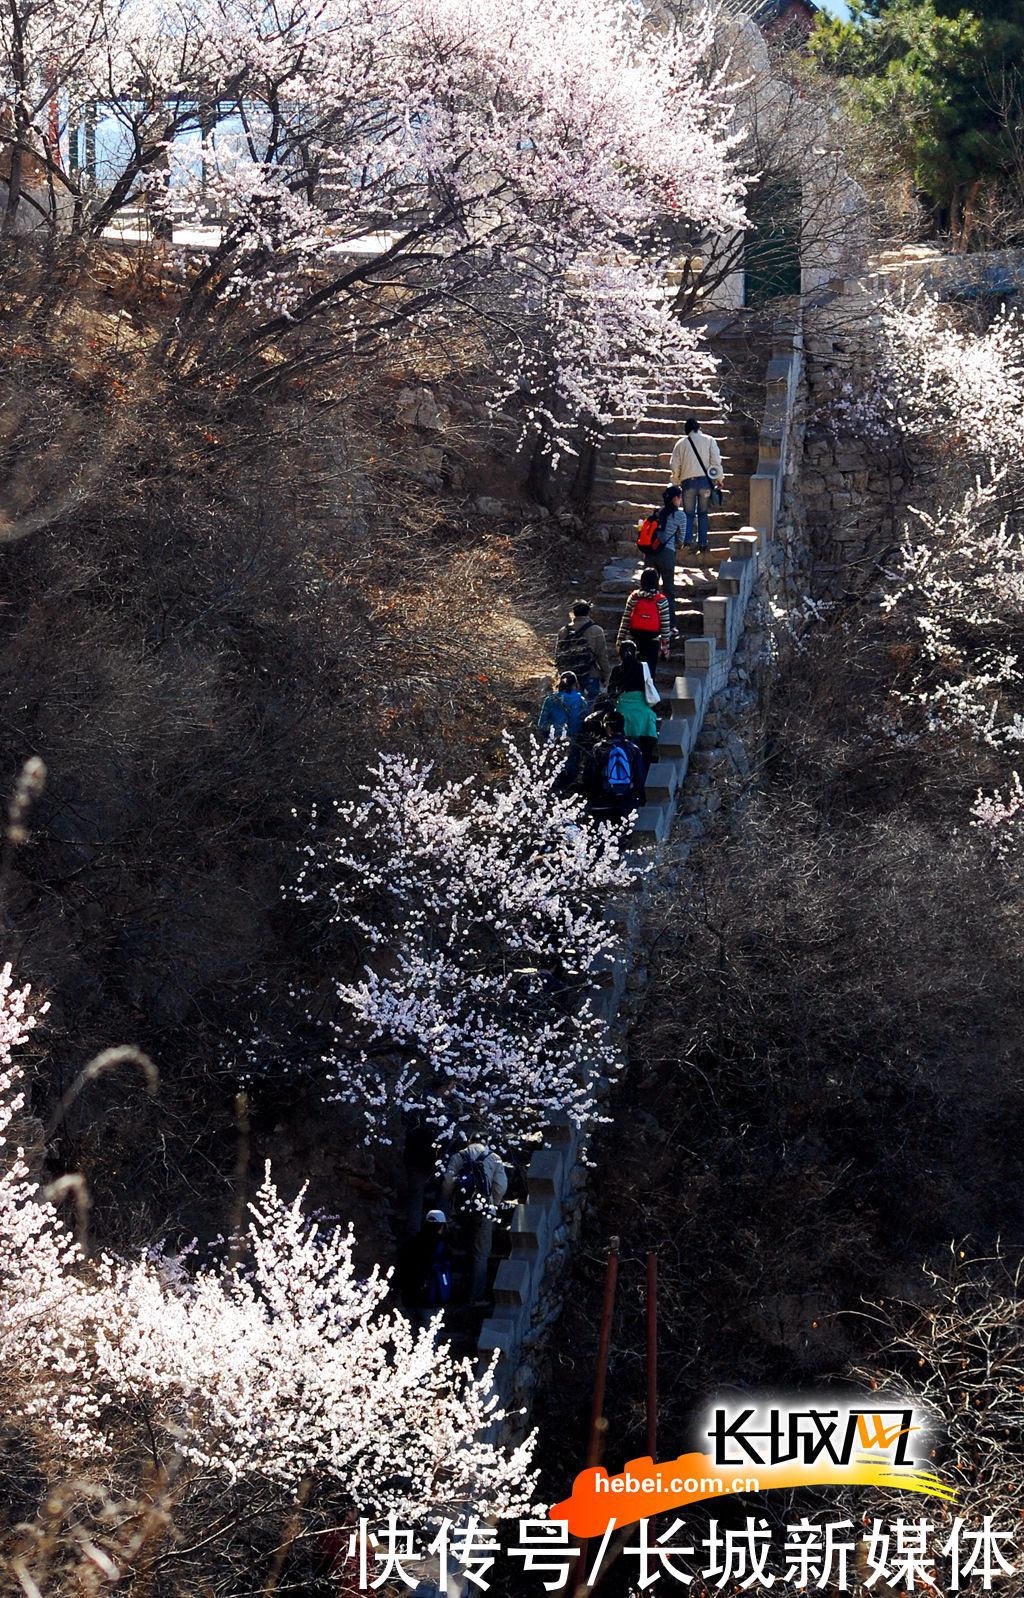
{"left": 537, "top": 765, "right": 1024, "bottom": 1528}
{"left": 0, "top": 262, "right": 592, "bottom": 1247}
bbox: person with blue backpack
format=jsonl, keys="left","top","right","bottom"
{"left": 582, "top": 710, "right": 647, "bottom": 825}
{"left": 539, "top": 670, "right": 588, "bottom": 793}
{"left": 537, "top": 672, "right": 587, "bottom": 740}
{"left": 398, "top": 1209, "right": 454, "bottom": 1333}
{"left": 442, "top": 1132, "right": 508, "bottom": 1307}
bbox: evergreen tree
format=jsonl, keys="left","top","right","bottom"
{"left": 811, "top": 0, "right": 1024, "bottom": 244}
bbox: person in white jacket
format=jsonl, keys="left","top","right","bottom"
{"left": 669, "top": 417, "right": 724, "bottom": 553}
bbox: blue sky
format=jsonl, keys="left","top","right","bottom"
{"left": 817, "top": 0, "right": 852, "bottom": 16}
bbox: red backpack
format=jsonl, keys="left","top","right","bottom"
{"left": 636, "top": 514, "right": 661, "bottom": 552}
{"left": 629, "top": 592, "right": 661, "bottom": 632}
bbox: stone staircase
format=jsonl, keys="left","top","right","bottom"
{"left": 591, "top": 426, "right": 758, "bottom": 684}
{"left": 589, "top": 360, "right": 763, "bottom": 654}
{"left": 477, "top": 316, "right": 805, "bottom": 1412}
{"left": 586, "top": 324, "right": 771, "bottom": 843}
{"left": 592, "top": 397, "right": 759, "bottom": 553}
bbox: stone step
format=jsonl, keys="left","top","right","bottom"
{"left": 611, "top": 529, "right": 737, "bottom": 545}
{"left": 595, "top": 493, "right": 741, "bottom": 512}
{"left": 598, "top": 571, "right": 717, "bottom": 595}
{"left": 600, "top": 460, "right": 750, "bottom": 482}
{"left": 594, "top": 475, "right": 749, "bottom": 496}
{"left": 596, "top": 506, "right": 743, "bottom": 527}
{"left": 595, "top": 489, "right": 751, "bottom": 513}
{"left": 611, "top": 550, "right": 735, "bottom": 569}
{"left": 600, "top": 434, "right": 755, "bottom": 452}
{"left": 596, "top": 444, "right": 757, "bottom": 468}
{"left": 604, "top": 421, "right": 735, "bottom": 441}
{"left": 599, "top": 498, "right": 745, "bottom": 515}
{"left": 597, "top": 594, "right": 716, "bottom": 620}
{"left": 639, "top": 394, "right": 720, "bottom": 411}
{"left": 601, "top": 432, "right": 756, "bottom": 451}
{"left": 641, "top": 402, "right": 738, "bottom": 421}
{"left": 606, "top": 410, "right": 757, "bottom": 432}
{"left": 594, "top": 463, "right": 755, "bottom": 489}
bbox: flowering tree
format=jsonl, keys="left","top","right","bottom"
{"left": 794, "top": 291, "right": 1024, "bottom": 799}
{"left": 877, "top": 293, "right": 1024, "bottom": 470}
{"left": 292, "top": 739, "right": 632, "bottom": 1154}
{"left": 1, "top": 0, "right": 743, "bottom": 428}
{"left": 0, "top": 973, "right": 536, "bottom": 1586}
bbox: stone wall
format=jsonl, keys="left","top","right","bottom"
{"left": 464, "top": 321, "right": 809, "bottom": 1455}
{"left": 475, "top": 531, "right": 768, "bottom": 1441}
{"left": 797, "top": 282, "right": 909, "bottom": 592}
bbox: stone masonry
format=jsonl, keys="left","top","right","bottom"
{"left": 473, "top": 320, "right": 807, "bottom": 1436}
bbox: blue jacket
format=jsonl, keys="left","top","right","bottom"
{"left": 538, "top": 689, "right": 586, "bottom": 739}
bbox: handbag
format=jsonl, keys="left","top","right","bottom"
{"left": 642, "top": 661, "right": 661, "bottom": 708}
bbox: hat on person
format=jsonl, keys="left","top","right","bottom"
{"left": 425, "top": 1209, "right": 448, "bottom": 1224}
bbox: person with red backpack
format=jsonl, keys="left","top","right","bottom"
{"left": 637, "top": 486, "right": 685, "bottom": 634}
{"left": 617, "top": 567, "right": 670, "bottom": 673}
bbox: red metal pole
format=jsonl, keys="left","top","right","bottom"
{"left": 586, "top": 1238, "right": 619, "bottom": 1467}
{"left": 575, "top": 1238, "right": 619, "bottom": 1597}
{"left": 646, "top": 1252, "right": 658, "bottom": 1463}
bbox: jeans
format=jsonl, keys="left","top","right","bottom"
{"left": 649, "top": 546, "right": 676, "bottom": 630}
{"left": 682, "top": 476, "right": 713, "bottom": 549}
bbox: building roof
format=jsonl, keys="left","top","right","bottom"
{"left": 748, "top": 0, "right": 819, "bottom": 23}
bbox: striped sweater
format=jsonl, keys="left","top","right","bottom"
{"left": 617, "top": 589, "right": 671, "bottom": 647}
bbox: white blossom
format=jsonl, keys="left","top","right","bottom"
{"left": 290, "top": 737, "right": 632, "bottom": 1153}
{"left": 0, "top": 979, "right": 535, "bottom": 1525}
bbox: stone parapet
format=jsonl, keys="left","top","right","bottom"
{"left": 476, "top": 329, "right": 802, "bottom": 1427}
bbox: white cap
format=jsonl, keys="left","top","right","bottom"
{"left": 425, "top": 1209, "right": 448, "bottom": 1224}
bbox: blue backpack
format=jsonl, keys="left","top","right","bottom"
{"left": 603, "top": 742, "right": 634, "bottom": 798}
{"left": 455, "top": 1152, "right": 492, "bottom": 1208}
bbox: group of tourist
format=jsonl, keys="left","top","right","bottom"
{"left": 397, "top": 422, "right": 727, "bottom": 1332}
{"left": 535, "top": 417, "right": 726, "bottom": 823}
{"left": 538, "top": 567, "right": 669, "bottom": 824}
{"left": 398, "top": 1124, "right": 510, "bottom": 1325}
{"left": 540, "top": 608, "right": 655, "bottom": 822}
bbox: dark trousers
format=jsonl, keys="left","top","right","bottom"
{"left": 629, "top": 628, "right": 661, "bottom": 673}
{"left": 634, "top": 735, "right": 658, "bottom": 775}
{"left": 649, "top": 547, "right": 677, "bottom": 630}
